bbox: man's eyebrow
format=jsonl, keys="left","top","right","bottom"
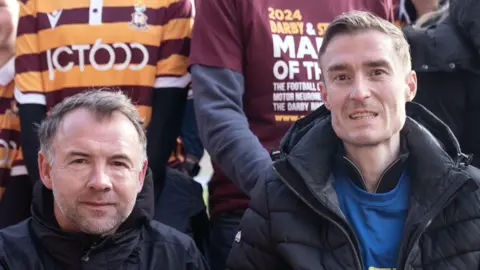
{"left": 363, "top": 59, "right": 392, "bottom": 69}
{"left": 66, "top": 151, "right": 134, "bottom": 164}
{"left": 66, "top": 151, "right": 90, "bottom": 158}
{"left": 326, "top": 63, "right": 349, "bottom": 73}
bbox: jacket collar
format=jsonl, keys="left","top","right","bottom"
{"left": 30, "top": 168, "right": 154, "bottom": 268}
{"left": 336, "top": 137, "right": 409, "bottom": 193}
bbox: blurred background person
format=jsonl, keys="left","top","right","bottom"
{"left": 400, "top": 0, "right": 480, "bottom": 167}
{"left": 395, "top": 0, "right": 447, "bottom": 26}
{"left": 14, "top": 0, "right": 193, "bottom": 203}
{"left": 0, "top": 0, "right": 31, "bottom": 229}
{"left": 168, "top": 88, "right": 204, "bottom": 178}
{"left": 155, "top": 87, "right": 209, "bottom": 260}
{"left": 189, "top": 0, "right": 396, "bottom": 269}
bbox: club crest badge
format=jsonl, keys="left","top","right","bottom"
{"left": 130, "top": 4, "right": 149, "bottom": 31}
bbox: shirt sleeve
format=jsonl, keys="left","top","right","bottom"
{"left": 154, "top": 0, "right": 193, "bottom": 89}
{"left": 191, "top": 65, "right": 272, "bottom": 195}
{"left": 188, "top": 0, "right": 244, "bottom": 72}
{"left": 189, "top": 0, "right": 274, "bottom": 194}
{"left": 14, "top": 0, "right": 46, "bottom": 106}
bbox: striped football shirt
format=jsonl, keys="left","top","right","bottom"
{"left": 0, "top": 59, "right": 28, "bottom": 200}
{"left": 14, "top": 0, "right": 193, "bottom": 127}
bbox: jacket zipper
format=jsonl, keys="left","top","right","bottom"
{"left": 396, "top": 177, "right": 472, "bottom": 269}
{"left": 81, "top": 240, "right": 102, "bottom": 262}
{"left": 375, "top": 158, "right": 402, "bottom": 192}
{"left": 402, "top": 219, "right": 432, "bottom": 270}
{"left": 273, "top": 165, "right": 363, "bottom": 270}
{"left": 343, "top": 156, "right": 402, "bottom": 192}
{"left": 81, "top": 246, "right": 94, "bottom": 262}
{"left": 342, "top": 157, "right": 368, "bottom": 190}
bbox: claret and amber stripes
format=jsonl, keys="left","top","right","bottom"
{"left": 0, "top": 59, "right": 28, "bottom": 194}
{"left": 15, "top": 0, "right": 193, "bottom": 125}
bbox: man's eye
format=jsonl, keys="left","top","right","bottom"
{"left": 112, "top": 161, "right": 127, "bottom": 168}
{"left": 334, "top": 74, "right": 348, "bottom": 81}
{"left": 72, "top": 159, "right": 87, "bottom": 164}
{"left": 372, "top": 69, "right": 387, "bottom": 76}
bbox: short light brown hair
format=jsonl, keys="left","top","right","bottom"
{"left": 38, "top": 89, "right": 147, "bottom": 167}
{"left": 319, "top": 10, "right": 411, "bottom": 71}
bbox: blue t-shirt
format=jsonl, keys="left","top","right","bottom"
{"left": 334, "top": 168, "right": 410, "bottom": 270}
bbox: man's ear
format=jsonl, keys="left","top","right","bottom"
{"left": 319, "top": 82, "right": 331, "bottom": 110}
{"left": 38, "top": 152, "right": 53, "bottom": 189}
{"left": 137, "top": 160, "right": 148, "bottom": 193}
{"left": 405, "top": 70, "right": 417, "bottom": 102}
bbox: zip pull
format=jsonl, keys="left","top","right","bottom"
{"left": 270, "top": 149, "right": 282, "bottom": 160}
{"left": 270, "top": 149, "right": 285, "bottom": 161}
{"left": 81, "top": 241, "right": 98, "bottom": 262}
{"left": 81, "top": 253, "right": 90, "bottom": 262}
{"left": 456, "top": 153, "right": 473, "bottom": 168}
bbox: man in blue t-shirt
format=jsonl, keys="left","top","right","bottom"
{"left": 226, "top": 10, "right": 480, "bottom": 270}
{"left": 333, "top": 143, "right": 410, "bottom": 269}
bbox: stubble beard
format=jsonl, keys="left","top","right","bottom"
{"left": 71, "top": 205, "right": 126, "bottom": 235}
{"left": 52, "top": 188, "right": 130, "bottom": 236}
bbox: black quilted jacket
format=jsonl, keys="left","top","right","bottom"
{"left": 0, "top": 169, "right": 208, "bottom": 270}
{"left": 226, "top": 103, "right": 480, "bottom": 270}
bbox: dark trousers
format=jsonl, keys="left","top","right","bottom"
{"left": 154, "top": 167, "right": 210, "bottom": 258}
{"left": 0, "top": 175, "right": 32, "bottom": 229}
{"left": 209, "top": 209, "right": 245, "bottom": 270}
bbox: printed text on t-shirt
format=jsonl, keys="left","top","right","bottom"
{"left": 269, "top": 7, "right": 326, "bottom": 122}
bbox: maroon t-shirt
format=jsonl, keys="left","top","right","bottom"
{"left": 190, "top": 0, "right": 394, "bottom": 217}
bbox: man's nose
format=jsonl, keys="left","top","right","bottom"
{"left": 87, "top": 166, "right": 113, "bottom": 191}
{"left": 349, "top": 77, "right": 371, "bottom": 101}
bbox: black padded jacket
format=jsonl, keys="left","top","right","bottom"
{"left": 0, "top": 169, "right": 209, "bottom": 270}
{"left": 226, "top": 103, "right": 480, "bottom": 270}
